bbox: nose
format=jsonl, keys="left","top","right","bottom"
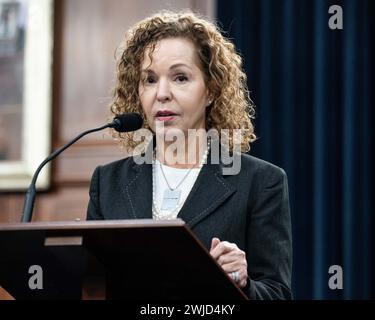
{"left": 156, "top": 78, "right": 172, "bottom": 103}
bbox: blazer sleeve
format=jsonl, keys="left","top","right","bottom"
{"left": 86, "top": 166, "right": 104, "bottom": 220}
{"left": 244, "top": 165, "right": 293, "bottom": 300}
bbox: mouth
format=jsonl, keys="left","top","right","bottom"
{"left": 155, "top": 110, "right": 179, "bottom": 122}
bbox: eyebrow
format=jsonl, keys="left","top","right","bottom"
{"left": 170, "top": 63, "right": 192, "bottom": 70}
{"left": 141, "top": 63, "right": 192, "bottom": 73}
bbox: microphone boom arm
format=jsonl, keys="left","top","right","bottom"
{"left": 21, "top": 123, "right": 111, "bottom": 223}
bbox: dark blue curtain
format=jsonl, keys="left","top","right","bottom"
{"left": 217, "top": 0, "right": 374, "bottom": 299}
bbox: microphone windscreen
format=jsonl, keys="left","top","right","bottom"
{"left": 112, "top": 113, "right": 143, "bottom": 132}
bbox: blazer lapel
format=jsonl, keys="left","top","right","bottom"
{"left": 177, "top": 161, "right": 237, "bottom": 228}
{"left": 122, "top": 159, "right": 153, "bottom": 219}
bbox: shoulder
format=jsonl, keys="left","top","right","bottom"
{"left": 91, "top": 156, "right": 135, "bottom": 180}
{"left": 97, "top": 156, "right": 133, "bottom": 171}
{"left": 239, "top": 153, "right": 288, "bottom": 183}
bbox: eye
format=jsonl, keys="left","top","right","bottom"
{"left": 146, "top": 76, "right": 157, "bottom": 84}
{"left": 174, "top": 74, "right": 188, "bottom": 83}
{"left": 142, "top": 75, "right": 157, "bottom": 85}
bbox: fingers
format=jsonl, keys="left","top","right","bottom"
{"left": 220, "top": 256, "right": 247, "bottom": 271}
{"left": 223, "top": 263, "right": 248, "bottom": 288}
{"left": 210, "top": 237, "right": 220, "bottom": 251}
{"left": 210, "top": 240, "right": 238, "bottom": 260}
{"left": 224, "top": 264, "right": 248, "bottom": 288}
{"left": 209, "top": 238, "right": 248, "bottom": 288}
{"left": 216, "top": 249, "right": 246, "bottom": 267}
{"left": 238, "top": 277, "right": 248, "bottom": 288}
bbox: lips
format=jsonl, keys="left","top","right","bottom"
{"left": 155, "top": 110, "right": 178, "bottom": 117}
{"left": 155, "top": 110, "right": 179, "bottom": 121}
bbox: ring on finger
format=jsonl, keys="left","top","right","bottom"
{"left": 231, "top": 271, "right": 240, "bottom": 283}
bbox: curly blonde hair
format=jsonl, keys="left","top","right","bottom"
{"left": 111, "top": 10, "right": 256, "bottom": 153}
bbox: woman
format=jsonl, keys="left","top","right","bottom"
{"left": 87, "top": 11, "right": 292, "bottom": 300}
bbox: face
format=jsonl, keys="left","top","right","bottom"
{"left": 138, "top": 37, "right": 210, "bottom": 140}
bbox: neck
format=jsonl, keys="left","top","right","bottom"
{"left": 155, "top": 132, "right": 209, "bottom": 169}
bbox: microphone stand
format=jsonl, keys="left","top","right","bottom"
{"left": 21, "top": 123, "right": 112, "bottom": 223}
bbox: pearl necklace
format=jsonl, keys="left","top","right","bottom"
{"left": 152, "top": 140, "right": 211, "bottom": 220}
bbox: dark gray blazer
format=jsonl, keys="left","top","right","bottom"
{"left": 87, "top": 151, "right": 292, "bottom": 300}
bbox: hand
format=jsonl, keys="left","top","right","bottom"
{"left": 209, "top": 237, "right": 248, "bottom": 288}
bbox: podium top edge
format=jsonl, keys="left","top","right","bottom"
{"left": 0, "top": 218, "right": 186, "bottom": 231}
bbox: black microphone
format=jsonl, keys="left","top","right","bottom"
{"left": 21, "top": 113, "right": 143, "bottom": 223}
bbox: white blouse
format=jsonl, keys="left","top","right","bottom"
{"left": 152, "top": 159, "right": 202, "bottom": 219}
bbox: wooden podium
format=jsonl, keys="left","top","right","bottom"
{"left": 0, "top": 219, "right": 247, "bottom": 300}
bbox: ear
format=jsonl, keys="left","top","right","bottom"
{"left": 206, "top": 90, "right": 213, "bottom": 108}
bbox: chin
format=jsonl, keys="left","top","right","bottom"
{"left": 155, "top": 126, "right": 185, "bottom": 142}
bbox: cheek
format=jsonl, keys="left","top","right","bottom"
{"left": 190, "top": 83, "right": 208, "bottom": 111}
{"left": 178, "top": 88, "right": 207, "bottom": 112}
{"left": 188, "top": 95, "right": 208, "bottom": 115}
{"left": 139, "top": 90, "right": 152, "bottom": 113}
